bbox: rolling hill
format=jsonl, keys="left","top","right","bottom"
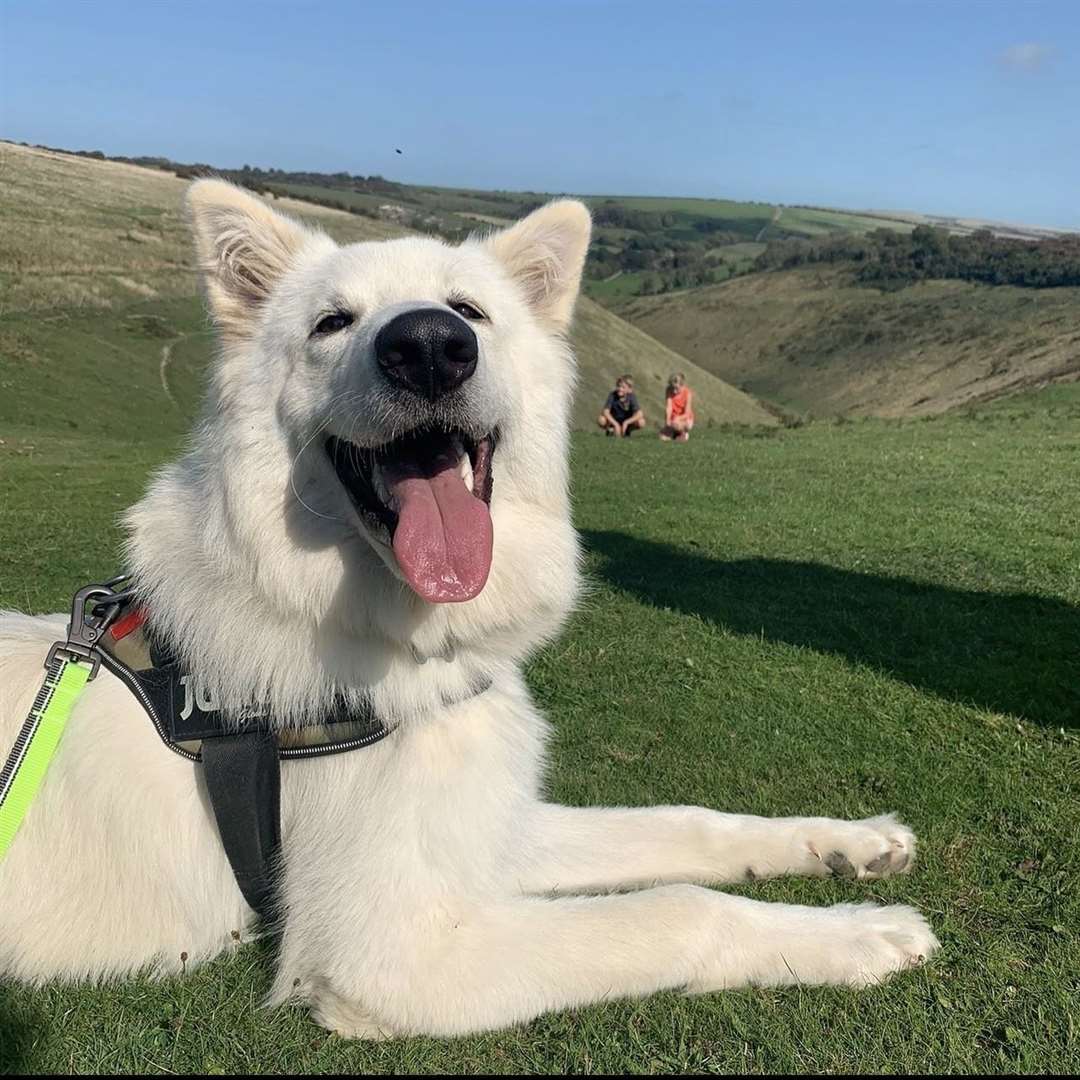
{"left": 621, "top": 265, "right": 1080, "bottom": 418}
{"left": 15, "top": 144, "right": 932, "bottom": 304}
{"left": 0, "top": 143, "right": 772, "bottom": 434}
{"left": 565, "top": 299, "right": 774, "bottom": 429}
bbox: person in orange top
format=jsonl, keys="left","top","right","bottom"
{"left": 660, "top": 372, "right": 694, "bottom": 442}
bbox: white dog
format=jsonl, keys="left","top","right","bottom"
{"left": 0, "top": 183, "right": 938, "bottom": 1037}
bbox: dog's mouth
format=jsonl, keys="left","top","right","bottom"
{"left": 326, "top": 428, "right": 495, "bottom": 604}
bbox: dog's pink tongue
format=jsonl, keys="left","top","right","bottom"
{"left": 385, "top": 446, "right": 492, "bottom": 603}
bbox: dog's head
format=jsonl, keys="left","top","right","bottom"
{"left": 173, "top": 181, "right": 589, "bottom": 660}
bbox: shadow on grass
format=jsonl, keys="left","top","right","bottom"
{"left": 584, "top": 530, "right": 1079, "bottom": 729}
{"left": 0, "top": 987, "right": 38, "bottom": 1074}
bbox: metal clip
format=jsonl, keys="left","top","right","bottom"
{"left": 45, "top": 583, "right": 124, "bottom": 680}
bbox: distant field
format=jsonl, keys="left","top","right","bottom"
{"left": 584, "top": 270, "right": 652, "bottom": 304}
{"left": 271, "top": 180, "right": 390, "bottom": 215}
{"left": 583, "top": 194, "right": 776, "bottom": 221}
{"left": 15, "top": 142, "right": 1054, "bottom": 322}
{"left": 709, "top": 241, "right": 767, "bottom": 261}
{"left": 269, "top": 181, "right": 504, "bottom": 237}
{"left": 856, "top": 208, "right": 1074, "bottom": 242}
{"left": 624, "top": 264, "right": 1080, "bottom": 418}
{"left": 583, "top": 244, "right": 762, "bottom": 307}
{"left": 399, "top": 183, "right": 549, "bottom": 220}
{"left": 578, "top": 197, "right": 914, "bottom": 240}
{"left": 777, "top": 206, "right": 916, "bottom": 237}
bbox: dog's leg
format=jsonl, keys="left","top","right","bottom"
{"left": 517, "top": 805, "right": 916, "bottom": 893}
{"left": 301, "top": 885, "right": 937, "bottom": 1038}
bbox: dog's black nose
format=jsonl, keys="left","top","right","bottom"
{"left": 375, "top": 308, "right": 478, "bottom": 400}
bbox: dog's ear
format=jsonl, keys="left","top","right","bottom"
{"left": 186, "top": 179, "right": 320, "bottom": 339}
{"left": 484, "top": 200, "right": 592, "bottom": 331}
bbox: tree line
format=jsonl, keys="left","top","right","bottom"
{"left": 754, "top": 225, "right": 1080, "bottom": 289}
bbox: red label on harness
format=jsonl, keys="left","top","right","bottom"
{"left": 109, "top": 607, "right": 148, "bottom": 641}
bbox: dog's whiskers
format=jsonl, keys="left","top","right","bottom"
{"left": 289, "top": 414, "right": 343, "bottom": 524}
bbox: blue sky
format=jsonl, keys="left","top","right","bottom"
{"left": 3, "top": 0, "right": 1078, "bottom": 227}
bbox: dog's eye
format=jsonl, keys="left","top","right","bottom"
{"left": 313, "top": 312, "right": 354, "bottom": 335}
{"left": 450, "top": 300, "right": 487, "bottom": 322}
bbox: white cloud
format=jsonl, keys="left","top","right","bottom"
{"left": 999, "top": 42, "right": 1056, "bottom": 73}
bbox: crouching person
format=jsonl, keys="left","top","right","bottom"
{"left": 660, "top": 373, "right": 694, "bottom": 442}
{"left": 598, "top": 375, "right": 645, "bottom": 437}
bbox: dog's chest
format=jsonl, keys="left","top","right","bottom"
{"left": 278, "top": 687, "right": 546, "bottom": 895}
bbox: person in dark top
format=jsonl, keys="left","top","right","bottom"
{"left": 597, "top": 375, "right": 645, "bottom": 436}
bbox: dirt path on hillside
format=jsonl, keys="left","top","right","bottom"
{"left": 755, "top": 207, "right": 782, "bottom": 242}
{"left": 158, "top": 327, "right": 216, "bottom": 406}
{"left": 159, "top": 337, "right": 179, "bottom": 406}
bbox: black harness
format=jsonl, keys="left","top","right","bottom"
{"left": 97, "top": 641, "right": 389, "bottom": 929}
{"left": 58, "top": 576, "right": 485, "bottom": 928}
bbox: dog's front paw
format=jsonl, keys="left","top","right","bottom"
{"left": 802, "top": 814, "right": 916, "bottom": 880}
{"left": 821, "top": 902, "right": 940, "bottom": 987}
{"left": 691, "top": 898, "right": 940, "bottom": 993}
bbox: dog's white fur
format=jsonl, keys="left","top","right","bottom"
{"left": 0, "top": 184, "right": 938, "bottom": 1037}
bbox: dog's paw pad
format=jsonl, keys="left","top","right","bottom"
{"left": 805, "top": 815, "right": 917, "bottom": 881}
{"left": 864, "top": 851, "right": 893, "bottom": 874}
{"left": 825, "top": 851, "right": 857, "bottom": 878}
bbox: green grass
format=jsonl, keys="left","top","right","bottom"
{"left": 0, "top": 298, "right": 210, "bottom": 441}
{"left": 2, "top": 376, "right": 1078, "bottom": 1073}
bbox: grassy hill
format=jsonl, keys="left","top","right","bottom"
{"left": 0, "top": 144, "right": 405, "bottom": 313}
{"left": 0, "top": 143, "right": 771, "bottom": 433}
{"left": 621, "top": 265, "right": 1080, "bottom": 418}
{"left": 567, "top": 298, "right": 774, "bottom": 429}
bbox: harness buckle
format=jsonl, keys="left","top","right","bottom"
{"left": 46, "top": 582, "right": 129, "bottom": 681}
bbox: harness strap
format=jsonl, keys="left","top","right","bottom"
{"left": 200, "top": 732, "right": 282, "bottom": 927}
{"left": 0, "top": 656, "right": 91, "bottom": 859}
